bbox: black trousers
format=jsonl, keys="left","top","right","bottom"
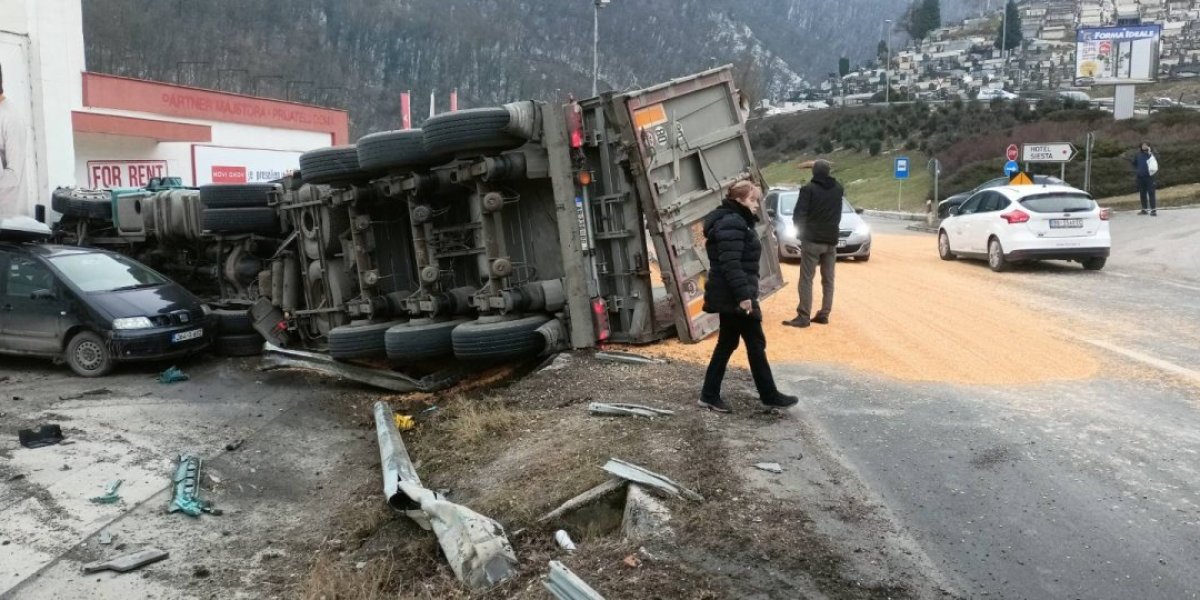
{"left": 701, "top": 311, "right": 779, "bottom": 402}
{"left": 1137, "top": 175, "right": 1157, "bottom": 211}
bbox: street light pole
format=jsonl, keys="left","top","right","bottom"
{"left": 593, "top": 0, "right": 608, "bottom": 97}
{"left": 884, "top": 19, "right": 893, "bottom": 104}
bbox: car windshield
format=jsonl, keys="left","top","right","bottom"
{"left": 842, "top": 199, "right": 854, "bottom": 213}
{"left": 49, "top": 252, "right": 168, "bottom": 293}
{"left": 777, "top": 192, "right": 854, "bottom": 215}
{"left": 1019, "top": 194, "right": 1096, "bottom": 213}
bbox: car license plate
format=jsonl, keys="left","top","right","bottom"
{"left": 172, "top": 329, "right": 203, "bottom": 343}
{"left": 1049, "top": 219, "right": 1083, "bottom": 229}
{"left": 837, "top": 240, "right": 848, "bottom": 248}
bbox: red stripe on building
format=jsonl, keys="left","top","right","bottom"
{"left": 72, "top": 112, "right": 213, "bottom": 142}
{"left": 81, "top": 72, "right": 349, "bottom": 144}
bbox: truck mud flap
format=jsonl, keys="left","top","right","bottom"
{"left": 258, "top": 342, "right": 463, "bottom": 393}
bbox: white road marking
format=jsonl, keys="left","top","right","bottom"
{"left": 1083, "top": 339, "right": 1200, "bottom": 387}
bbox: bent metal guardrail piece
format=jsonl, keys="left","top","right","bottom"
{"left": 260, "top": 342, "right": 463, "bottom": 393}
{"left": 544, "top": 560, "right": 607, "bottom": 600}
{"left": 602, "top": 458, "right": 704, "bottom": 502}
{"left": 373, "top": 401, "right": 519, "bottom": 590}
{"left": 588, "top": 403, "right": 675, "bottom": 418}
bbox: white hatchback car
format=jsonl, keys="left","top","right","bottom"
{"left": 938, "top": 184, "right": 1111, "bottom": 272}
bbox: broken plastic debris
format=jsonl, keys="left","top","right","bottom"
{"left": 89, "top": 479, "right": 124, "bottom": 504}
{"left": 554, "top": 529, "right": 577, "bottom": 552}
{"left": 82, "top": 547, "right": 169, "bottom": 574}
{"left": 393, "top": 413, "right": 416, "bottom": 431}
{"left": 602, "top": 458, "right": 703, "bottom": 501}
{"left": 158, "top": 366, "right": 189, "bottom": 384}
{"left": 98, "top": 530, "right": 115, "bottom": 545}
{"left": 544, "top": 560, "right": 606, "bottom": 600}
{"left": 589, "top": 402, "right": 675, "bottom": 418}
{"left": 167, "top": 454, "right": 214, "bottom": 517}
{"left": 754, "top": 462, "right": 784, "bottom": 474}
{"left": 594, "top": 350, "right": 665, "bottom": 365}
{"left": 18, "top": 424, "right": 65, "bottom": 449}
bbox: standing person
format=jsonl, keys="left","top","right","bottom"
{"left": 1131, "top": 142, "right": 1158, "bottom": 216}
{"left": 698, "top": 180, "right": 799, "bottom": 413}
{"left": 783, "top": 159, "right": 843, "bottom": 328}
{"left": 0, "top": 59, "right": 30, "bottom": 217}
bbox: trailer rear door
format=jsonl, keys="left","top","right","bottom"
{"left": 614, "top": 67, "right": 783, "bottom": 342}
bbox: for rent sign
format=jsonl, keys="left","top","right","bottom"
{"left": 86, "top": 160, "right": 168, "bottom": 189}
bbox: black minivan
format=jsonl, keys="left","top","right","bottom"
{"left": 0, "top": 241, "right": 216, "bottom": 377}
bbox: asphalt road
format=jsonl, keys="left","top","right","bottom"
{"left": 774, "top": 207, "right": 1200, "bottom": 599}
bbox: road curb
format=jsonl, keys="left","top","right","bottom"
{"left": 864, "top": 209, "right": 929, "bottom": 222}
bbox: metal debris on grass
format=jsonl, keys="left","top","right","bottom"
{"left": 89, "top": 479, "right": 123, "bottom": 504}
{"left": 82, "top": 547, "right": 169, "bottom": 574}
{"left": 168, "top": 454, "right": 216, "bottom": 517}
{"left": 544, "top": 560, "right": 607, "bottom": 600}
{"left": 58, "top": 388, "right": 112, "bottom": 401}
{"left": 754, "top": 462, "right": 784, "bottom": 474}
{"left": 594, "top": 350, "right": 666, "bottom": 365}
{"left": 18, "top": 424, "right": 65, "bottom": 449}
{"left": 588, "top": 402, "right": 675, "bottom": 418}
{"left": 374, "top": 401, "right": 518, "bottom": 590}
{"left": 538, "top": 478, "right": 626, "bottom": 523}
{"left": 602, "top": 458, "right": 703, "bottom": 501}
{"left": 158, "top": 366, "right": 189, "bottom": 384}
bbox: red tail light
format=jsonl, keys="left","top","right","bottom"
{"left": 1099, "top": 207, "right": 1111, "bottom": 221}
{"left": 591, "top": 297, "right": 610, "bottom": 342}
{"left": 567, "top": 98, "right": 584, "bottom": 150}
{"left": 1001, "top": 209, "right": 1030, "bottom": 224}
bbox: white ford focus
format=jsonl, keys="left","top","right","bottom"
{"left": 938, "top": 184, "right": 1111, "bottom": 272}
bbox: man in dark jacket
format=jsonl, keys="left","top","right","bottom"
{"left": 1131, "top": 142, "right": 1157, "bottom": 216}
{"left": 698, "top": 180, "right": 798, "bottom": 413}
{"left": 784, "top": 159, "right": 844, "bottom": 328}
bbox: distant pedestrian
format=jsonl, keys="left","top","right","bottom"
{"left": 698, "top": 180, "right": 799, "bottom": 413}
{"left": 1132, "top": 142, "right": 1158, "bottom": 216}
{"left": 783, "top": 159, "right": 843, "bottom": 328}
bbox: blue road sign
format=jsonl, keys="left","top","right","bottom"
{"left": 1004, "top": 160, "right": 1020, "bottom": 177}
{"left": 894, "top": 157, "right": 910, "bottom": 180}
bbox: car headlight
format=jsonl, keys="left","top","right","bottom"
{"left": 201, "top": 304, "right": 212, "bottom": 316}
{"left": 854, "top": 223, "right": 871, "bottom": 236}
{"left": 112, "top": 317, "right": 155, "bottom": 330}
{"left": 785, "top": 223, "right": 798, "bottom": 237}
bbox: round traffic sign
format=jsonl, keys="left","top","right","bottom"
{"left": 1006, "top": 144, "right": 1019, "bottom": 162}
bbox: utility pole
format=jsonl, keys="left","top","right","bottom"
{"left": 884, "top": 19, "right": 893, "bottom": 104}
{"left": 593, "top": 0, "right": 610, "bottom": 97}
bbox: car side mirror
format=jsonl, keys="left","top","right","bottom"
{"left": 30, "top": 289, "right": 56, "bottom": 301}
{"left": 767, "top": 209, "right": 776, "bottom": 218}
{"left": 855, "top": 208, "right": 865, "bottom": 215}
{"left": 948, "top": 206, "right": 962, "bottom": 216}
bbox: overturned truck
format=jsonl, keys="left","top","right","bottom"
{"left": 62, "top": 67, "right": 783, "bottom": 371}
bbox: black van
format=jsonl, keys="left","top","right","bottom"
{"left": 0, "top": 241, "right": 216, "bottom": 377}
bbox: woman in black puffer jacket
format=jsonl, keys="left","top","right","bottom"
{"left": 698, "top": 180, "right": 798, "bottom": 413}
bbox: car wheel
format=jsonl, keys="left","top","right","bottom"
{"left": 384, "top": 318, "right": 472, "bottom": 363}
{"left": 1082, "top": 257, "right": 1107, "bottom": 271}
{"left": 52, "top": 188, "right": 112, "bottom": 220}
{"left": 328, "top": 319, "right": 406, "bottom": 361}
{"left": 65, "top": 330, "right": 114, "bottom": 377}
{"left": 938, "top": 231, "right": 956, "bottom": 261}
{"left": 422, "top": 107, "right": 528, "bottom": 158}
{"left": 212, "top": 307, "right": 255, "bottom": 336}
{"left": 201, "top": 207, "right": 281, "bottom": 236}
{"left": 199, "top": 184, "right": 278, "bottom": 209}
{"left": 215, "top": 333, "right": 264, "bottom": 357}
{"left": 356, "top": 129, "right": 448, "bottom": 173}
{"left": 987, "top": 238, "right": 1009, "bottom": 272}
{"left": 451, "top": 314, "right": 552, "bottom": 362}
{"left": 857, "top": 253, "right": 871, "bottom": 263}
{"left": 299, "top": 145, "right": 370, "bottom": 185}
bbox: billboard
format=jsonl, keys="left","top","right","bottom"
{"left": 0, "top": 32, "right": 37, "bottom": 217}
{"left": 1075, "top": 25, "right": 1162, "bottom": 85}
{"left": 191, "top": 145, "right": 301, "bottom": 186}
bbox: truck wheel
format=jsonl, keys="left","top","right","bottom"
{"left": 214, "top": 333, "right": 264, "bottom": 357}
{"left": 52, "top": 188, "right": 112, "bottom": 220}
{"left": 422, "top": 107, "right": 527, "bottom": 158}
{"left": 385, "top": 318, "right": 472, "bottom": 363}
{"left": 328, "top": 320, "right": 405, "bottom": 360}
{"left": 357, "top": 129, "right": 447, "bottom": 173}
{"left": 212, "top": 307, "right": 255, "bottom": 336}
{"left": 199, "top": 184, "right": 278, "bottom": 209}
{"left": 202, "top": 207, "right": 281, "bottom": 236}
{"left": 65, "top": 330, "right": 115, "bottom": 377}
{"left": 451, "top": 314, "right": 551, "bottom": 362}
{"left": 300, "top": 145, "right": 370, "bottom": 185}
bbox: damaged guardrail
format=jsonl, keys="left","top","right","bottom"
{"left": 373, "top": 401, "right": 518, "bottom": 590}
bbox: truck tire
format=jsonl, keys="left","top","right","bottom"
{"left": 385, "top": 318, "right": 471, "bottom": 363}
{"left": 451, "top": 314, "right": 551, "bottom": 362}
{"left": 52, "top": 188, "right": 112, "bottom": 220}
{"left": 65, "top": 330, "right": 115, "bottom": 377}
{"left": 328, "top": 319, "right": 405, "bottom": 360}
{"left": 202, "top": 207, "right": 281, "bottom": 236}
{"left": 300, "top": 145, "right": 369, "bottom": 185}
{"left": 212, "top": 307, "right": 255, "bottom": 336}
{"left": 214, "top": 332, "right": 264, "bottom": 357}
{"left": 422, "top": 107, "right": 527, "bottom": 158}
{"left": 199, "top": 184, "right": 277, "bottom": 209}
{"left": 357, "top": 129, "right": 447, "bottom": 173}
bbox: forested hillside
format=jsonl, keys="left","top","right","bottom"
{"left": 82, "top": 0, "right": 979, "bottom": 137}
